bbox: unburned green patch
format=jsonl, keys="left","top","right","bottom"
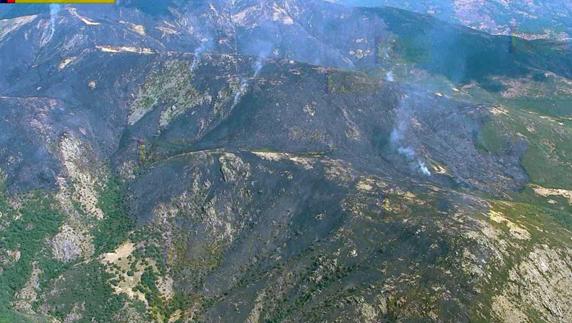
{"left": 45, "top": 261, "right": 128, "bottom": 321}
{"left": 0, "top": 191, "right": 62, "bottom": 316}
{"left": 327, "top": 70, "right": 379, "bottom": 94}
{"left": 129, "top": 60, "right": 207, "bottom": 126}
{"left": 476, "top": 121, "right": 509, "bottom": 154}
{"left": 476, "top": 105, "right": 572, "bottom": 188}
{"left": 93, "top": 178, "right": 135, "bottom": 255}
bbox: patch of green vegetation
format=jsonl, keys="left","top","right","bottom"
{"left": 36, "top": 258, "right": 73, "bottom": 292}
{"left": 130, "top": 226, "right": 162, "bottom": 244}
{"left": 140, "top": 96, "right": 156, "bottom": 112}
{"left": 137, "top": 244, "right": 166, "bottom": 275}
{"left": 476, "top": 121, "right": 508, "bottom": 154}
{"left": 514, "top": 117, "right": 572, "bottom": 188}
{"left": 474, "top": 103, "right": 572, "bottom": 189}
{"left": 93, "top": 178, "right": 135, "bottom": 255}
{"left": 0, "top": 190, "right": 62, "bottom": 316}
{"left": 136, "top": 267, "right": 167, "bottom": 320}
{"left": 513, "top": 186, "right": 572, "bottom": 228}
{"left": 170, "top": 238, "right": 224, "bottom": 291}
{"left": 327, "top": 71, "right": 378, "bottom": 94}
{"left": 0, "top": 173, "right": 151, "bottom": 321}
{"left": 494, "top": 200, "right": 572, "bottom": 245}
{"left": 132, "top": 265, "right": 198, "bottom": 321}
{"left": 390, "top": 36, "right": 432, "bottom": 64}
{"left": 46, "top": 261, "right": 127, "bottom": 321}
{"left": 520, "top": 133, "right": 572, "bottom": 188}
{"left": 131, "top": 60, "right": 202, "bottom": 124}
{"left": 0, "top": 310, "right": 46, "bottom": 323}
{"left": 0, "top": 181, "right": 86, "bottom": 321}
{"left": 502, "top": 96, "right": 572, "bottom": 118}
{"left": 478, "top": 113, "right": 570, "bottom": 231}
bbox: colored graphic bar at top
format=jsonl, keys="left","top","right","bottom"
{"left": 0, "top": 0, "right": 115, "bottom": 3}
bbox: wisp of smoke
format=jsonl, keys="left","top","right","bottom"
{"left": 254, "top": 58, "right": 265, "bottom": 78}
{"left": 391, "top": 98, "right": 432, "bottom": 177}
{"left": 50, "top": 4, "right": 61, "bottom": 20}
{"left": 229, "top": 40, "right": 274, "bottom": 110}
{"left": 397, "top": 146, "right": 415, "bottom": 160}
{"left": 390, "top": 124, "right": 404, "bottom": 145}
{"left": 253, "top": 44, "right": 273, "bottom": 78}
{"left": 418, "top": 161, "right": 431, "bottom": 176}
{"left": 41, "top": 4, "right": 61, "bottom": 46}
{"left": 49, "top": 5, "right": 61, "bottom": 34}
{"left": 396, "top": 144, "right": 432, "bottom": 177}
{"left": 386, "top": 71, "right": 394, "bottom": 82}
{"left": 191, "top": 37, "right": 212, "bottom": 72}
{"left": 232, "top": 78, "right": 249, "bottom": 108}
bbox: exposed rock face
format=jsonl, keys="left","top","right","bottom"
{"left": 58, "top": 134, "right": 104, "bottom": 220}
{"left": 494, "top": 246, "right": 572, "bottom": 322}
{"left": 50, "top": 224, "right": 92, "bottom": 262}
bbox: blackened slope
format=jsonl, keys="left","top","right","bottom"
{"left": 0, "top": 98, "right": 62, "bottom": 193}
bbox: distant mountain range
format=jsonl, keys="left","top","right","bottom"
{"left": 332, "top": 0, "right": 572, "bottom": 40}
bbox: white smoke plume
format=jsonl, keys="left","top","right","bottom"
{"left": 230, "top": 44, "right": 274, "bottom": 110}
{"left": 41, "top": 4, "right": 61, "bottom": 46}
{"left": 418, "top": 161, "right": 431, "bottom": 176}
{"left": 190, "top": 37, "right": 211, "bottom": 72}
{"left": 49, "top": 5, "right": 61, "bottom": 37}
{"left": 391, "top": 97, "right": 432, "bottom": 177}
{"left": 253, "top": 45, "right": 273, "bottom": 78}
{"left": 385, "top": 70, "right": 394, "bottom": 82}
{"left": 232, "top": 78, "right": 249, "bottom": 108}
